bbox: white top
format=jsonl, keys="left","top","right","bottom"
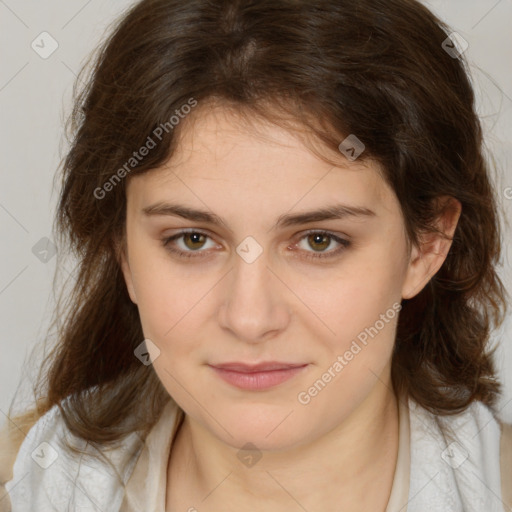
{"left": 3, "top": 396, "right": 505, "bottom": 511}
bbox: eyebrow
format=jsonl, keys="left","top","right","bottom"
{"left": 142, "top": 202, "right": 376, "bottom": 229}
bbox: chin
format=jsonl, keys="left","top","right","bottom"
{"left": 204, "top": 403, "right": 311, "bottom": 452}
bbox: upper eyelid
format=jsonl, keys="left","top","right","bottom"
{"left": 171, "top": 228, "right": 221, "bottom": 246}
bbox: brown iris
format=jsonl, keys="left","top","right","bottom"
{"left": 183, "top": 232, "right": 207, "bottom": 250}
{"left": 307, "top": 233, "right": 330, "bottom": 252}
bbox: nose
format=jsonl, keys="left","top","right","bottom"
{"left": 217, "top": 249, "right": 291, "bottom": 343}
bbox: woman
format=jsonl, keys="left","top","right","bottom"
{"left": 1, "top": 0, "right": 510, "bottom": 510}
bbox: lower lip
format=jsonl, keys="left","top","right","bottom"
{"left": 210, "top": 365, "right": 308, "bottom": 390}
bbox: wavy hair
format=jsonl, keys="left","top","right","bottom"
{"left": 5, "top": 0, "right": 508, "bottom": 457}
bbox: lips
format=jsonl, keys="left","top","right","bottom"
{"left": 208, "top": 361, "right": 309, "bottom": 390}
{"left": 210, "top": 362, "right": 307, "bottom": 372}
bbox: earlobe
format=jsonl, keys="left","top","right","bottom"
{"left": 401, "top": 197, "right": 462, "bottom": 300}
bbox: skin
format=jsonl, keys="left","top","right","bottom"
{"left": 119, "top": 105, "right": 461, "bottom": 511}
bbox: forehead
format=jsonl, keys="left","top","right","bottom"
{"left": 126, "top": 106, "right": 399, "bottom": 221}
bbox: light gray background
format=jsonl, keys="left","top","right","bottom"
{"left": 1, "top": 0, "right": 511, "bottom": 422}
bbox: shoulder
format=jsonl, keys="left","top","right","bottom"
{"left": 409, "top": 398, "right": 502, "bottom": 442}
{"left": 0, "top": 407, "right": 40, "bottom": 487}
{"left": 2, "top": 402, "right": 145, "bottom": 512}
{"left": 0, "top": 406, "right": 42, "bottom": 512}
{"left": 452, "top": 402, "right": 512, "bottom": 509}
{"left": 410, "top": 399, "right": 508, "bottom": 465}
{"left": 407, "top": 398, "right": 512, "bottom": 511}
{"left": 435, "top": 400, "right": 512, "bottom": 466}
{"left": 0, "top": 404, "right": 63, "bottom": 512}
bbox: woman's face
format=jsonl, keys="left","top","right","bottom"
{"left": 120, "top": 106, "right": 418, "bottom": 450}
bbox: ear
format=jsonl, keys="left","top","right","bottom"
{"left": 114, "top": 235, "right": 138, "bottom": 304}
{"left": 401, "top": 196, "right": 462, "bottom": 300}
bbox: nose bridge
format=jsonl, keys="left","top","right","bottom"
{"left": 232, "top": 235, "right": 271, "bottom": 297}
{"left": 232, "top": 247, "right": 271, "bottom": 301}
{"left": 218, "top": 237, "right": 289, "bottom": 341}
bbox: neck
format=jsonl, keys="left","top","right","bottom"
{"left": 168, "top": 379, "right": 399, "bottom": 512}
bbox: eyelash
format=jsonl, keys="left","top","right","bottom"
{"left": 161, "top": 229, "right": 351, "bottom": 261}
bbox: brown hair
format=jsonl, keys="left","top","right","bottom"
{"left": 6, "top": 0, "right": 508, "bottom": 456}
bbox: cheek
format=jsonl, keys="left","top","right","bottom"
{"left": 289, "top": 245, "right": 405, "bottom": 352}
{"left": 127, "top": 240, "right": 210, "bottom": 338}
{"left": 295, "top": 284, "right": 401, "bottom": 418}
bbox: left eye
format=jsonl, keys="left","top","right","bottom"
{"left": 161, "top": 230, "right": 350, "bottom": 260}
{"left": 294, "top": 231, "right": 350, "bottom": 259}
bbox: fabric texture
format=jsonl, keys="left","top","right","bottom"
{"left": 2, "top": 404, "right": 145, "bottom": 511}
{"left": 1, "top": 396, "right": 510, "bottom": 511}
{"left": 407, "top": 400, "right": 506, "bottom": 512}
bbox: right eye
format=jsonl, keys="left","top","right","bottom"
{"left": 161, "top": 230, "right": 218, "bottom": 259}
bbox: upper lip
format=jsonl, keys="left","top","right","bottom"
{"left": 209, "top": 362, "right": 308, "bottom": 373}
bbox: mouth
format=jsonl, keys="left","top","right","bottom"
{"left": 208, "top": 361, "right": 309, "bottom": 391}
